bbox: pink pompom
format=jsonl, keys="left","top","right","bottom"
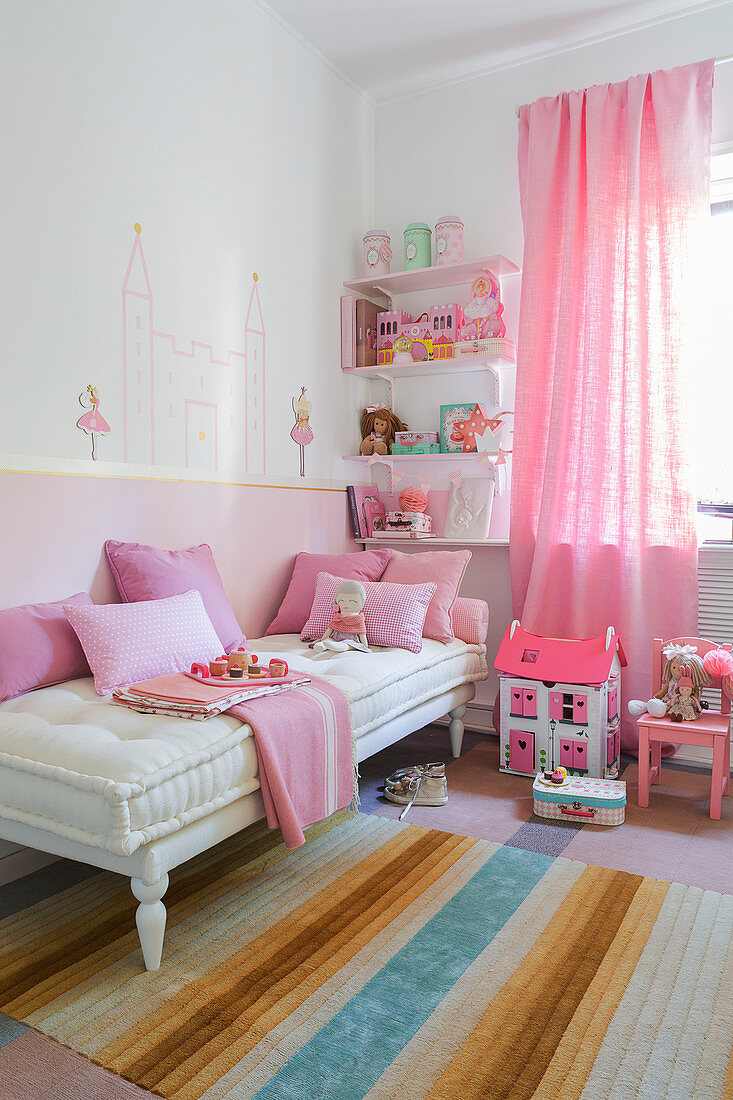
{"left": 703, "top": 647, "right": 733, "bottom": 677}
{"left": 399, "top": 486, "right": 428, "bottom": 513}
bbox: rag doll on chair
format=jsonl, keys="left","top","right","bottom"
{"left": 628, "top": 642, "right": 710, "bottom": 719}
{"left": 311, "top": 579, "right": 370, "bottom": 656}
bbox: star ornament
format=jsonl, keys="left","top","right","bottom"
{"left": 454, "top": 404, "right": 499, "bottom": 453}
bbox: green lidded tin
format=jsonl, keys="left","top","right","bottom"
{"left": 403, "top": 222, "right": 432, "bottom": 270}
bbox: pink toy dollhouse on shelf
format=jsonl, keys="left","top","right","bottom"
{"left": 377, "top": 303, "right": 466, "bottom": 364}
{"left": 494, "top": 622, "right": 627, "bottom": 779}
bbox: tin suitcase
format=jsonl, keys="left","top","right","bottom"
{"left": 532, "top": 774, "right": 626, "bottom": 826}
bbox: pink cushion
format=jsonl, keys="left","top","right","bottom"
{"left": 300, "top": 572, "right": 436, "bottom": 653}
{"left": 64, "top": 590, "right": 223, "bottom": 695}
{"left": 0, "top": 593, "right": 93, "bottom": 703}
{"left": 381, "top": 549, "right": 472, "bottom": 644}
{"left": 266, "top": 549, "right": 392, "bottom": 636}
{"left": 105, "top": 540, "right": 245, "bottom": 653}
{"left": 451, "top": 597, "right": 489, "bottom": 645}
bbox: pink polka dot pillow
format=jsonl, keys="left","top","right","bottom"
{"left": 63, "top": 590, "right": 222, "bottom": 696}
{"left": 300, "top": 572, "right": 437, "bottom": 653}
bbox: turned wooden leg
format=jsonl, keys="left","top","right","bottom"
{"left": 448, "top": 704, "right": 466, "bottom": 759}
{"left": 131, "top": 873, "right": 169, "bottom": 971}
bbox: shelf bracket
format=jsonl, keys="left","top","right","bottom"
{"left": 375, "top": 372, "right": 394, "bottom": 411}
{"left": 373, "top": 285, "right": 396, "bottom": 311}
{"left": 366, "top": 454, "right": 393, "bottom": 493}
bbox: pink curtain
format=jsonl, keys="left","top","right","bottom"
{"left": 512, "top": 60, "right": 714, "bottom": 751}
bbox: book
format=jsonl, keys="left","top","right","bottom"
{"left": 356, "top": 299, "right": 382, "bottom": 368}
{"left": 346, "top": 485, "right": 361, "bottom": 538}
{"left": 363, "top": 498, "right": 387, "bottom": 535}
{"left": 350, "top": 486, "right": 381, "bottom": 538}
{"left": 372, "top": 530, "right": 436, "bottom": 540}
{"left": 341, "top": 297, "right": 384, "bottom": 369}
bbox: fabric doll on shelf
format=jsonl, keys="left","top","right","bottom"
{"left": 359, "top": 406, "right": 408, "bottom": 456}
{"left": 667, "top": 667, "right": 704, "bottom": 722}
{"left": 311, "top": 579, "right": 370, "bottom": 655}
{"left": 628, "top": 642, "right": 710, "bottom": 719}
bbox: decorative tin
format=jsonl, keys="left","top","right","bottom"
{"left": 391, "top": 440, "right": 435, "bottom": 453}
{"left": 435, "top": 215, "right": 464, "bottom": 265}
{"left": 363, "top": 230, "right": 392, "bottom": 277}
{"left": 387, "top": 511, "right": 432, "bottom": 533}
{"left": 403, "top": 222, "right": 432, "bottom": 269}
{"left": 394, "top": 430, "right": 439, "bottom": 448}
{"left": 532, "top": 774, "right": 626, "bottom": 826}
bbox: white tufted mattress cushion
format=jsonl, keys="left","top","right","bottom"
{"left": 249, "top": 635, "right": 487, "bottom": 740}
{"left": 0, "top": 636, "right": 486, "bottom": 857}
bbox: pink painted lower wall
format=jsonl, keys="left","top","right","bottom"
{"left": 1, "top": 472, "right": 351, "bottom": 638}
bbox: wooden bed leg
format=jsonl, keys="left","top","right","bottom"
{"left": 448, "top": 704, "right": 466, "bottom": 758}
{"left": 131, "top": 873, "right": 169, "bottom": 971}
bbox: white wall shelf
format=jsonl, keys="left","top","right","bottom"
{"left": 342, "top": 353, "right": 514, "bottom": 406}
{"left": 344, "top": 254, "right": 520, "bottom": 300}
{"left": 356, "top": 537, "right": 509, "bottom": 547}
{"left": 342, "top": 452, "right": 507, "bottom": 495}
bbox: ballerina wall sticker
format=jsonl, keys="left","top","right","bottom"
{"left": 76, "top": 385, "right": 111, "bottom": 460}
{"left": 290, "top": 386, "right": 313, "bottom": 477}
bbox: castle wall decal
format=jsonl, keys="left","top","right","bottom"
{"left": 121, "top": 224, "right": 266, "bottom": 475}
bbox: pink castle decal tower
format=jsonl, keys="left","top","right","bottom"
{"left": 122, "top": 224, "right": 266, "bottom": 475}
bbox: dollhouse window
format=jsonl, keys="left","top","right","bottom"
{"left": 440, "top": 316, "right": 445, "bottom": 329}
{"left": 434, "top": 317, "right": 439, "bottom": 329}
{"left": 380, "top": 322, "right": 385, "bottom": 336}
{"left": 447, "top": 315, "right": 452, "bottom": 328}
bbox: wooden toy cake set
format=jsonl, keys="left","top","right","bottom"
{"left": 494, "top": 622, "right": 626, "bottom": 779}
{"left": 189, "top": 648, "right": 289, "bottom": 683}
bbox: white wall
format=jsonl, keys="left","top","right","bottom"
{"left": 374, "top": 5, "right": 733, "bottom": 265}
{"left": 0, "top": 0, "right": 373, "bottom": 484}
{"left": 372, "top": 4, "right": 733, "bottom": 710}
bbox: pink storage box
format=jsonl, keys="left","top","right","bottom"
{"left": 387, "top": 511, "right": 432, "bottom": 533}
{"left": 532, "top": 775, "right": 626, "bottom": 826}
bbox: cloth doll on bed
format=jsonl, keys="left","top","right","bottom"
{"left": 311, "top": 579, "right": 370, "bottom": 655}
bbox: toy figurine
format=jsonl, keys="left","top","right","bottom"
{"left": 628, "top": 643, "right": 710, "bottom": 719}
{"left": 312, "top": 579, "right": 370, "bottom": 654}
{"left": 359, "top": 406, "right": 408, "bottom": 456}
{"left": 667, "top": 668, "right": 704, "bottom": 721}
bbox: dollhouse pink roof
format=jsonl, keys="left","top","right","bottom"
{"left": 494, "top": 624, "right": 627, "bottom": 685}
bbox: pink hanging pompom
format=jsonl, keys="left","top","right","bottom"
{"left": 703, "top": 647, "right": 733, "bottom": 677}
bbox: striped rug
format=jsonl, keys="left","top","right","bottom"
{"left": 1, "top": 811, "right": 732, "bottom": 1099}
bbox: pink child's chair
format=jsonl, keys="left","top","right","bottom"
{"left": 637, "top": 636, "right": 731, "bottom": 820}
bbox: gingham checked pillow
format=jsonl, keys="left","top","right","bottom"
{"left": 300, "top": 572, "right": 437, "bottom": 653}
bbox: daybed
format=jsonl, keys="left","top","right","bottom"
{"left": 0, "top": 628, "right": 487, "bottom": 970}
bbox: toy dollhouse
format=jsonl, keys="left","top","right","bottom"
{"left": 376, "top": 272, "right": 506, "bottom": 365}
{"left": 494, "top": 622, "right": 626, "bottom": 779}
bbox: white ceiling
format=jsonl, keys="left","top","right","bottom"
{"left": 262, "top": 0, "right": 721, "bottom": 100}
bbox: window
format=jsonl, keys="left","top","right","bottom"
{"left": 691, "top": 149, "right": 733, "bottom": 541}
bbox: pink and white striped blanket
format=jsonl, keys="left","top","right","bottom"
{"left": 229, "top": 674, "right": 355, "bottom": 849}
